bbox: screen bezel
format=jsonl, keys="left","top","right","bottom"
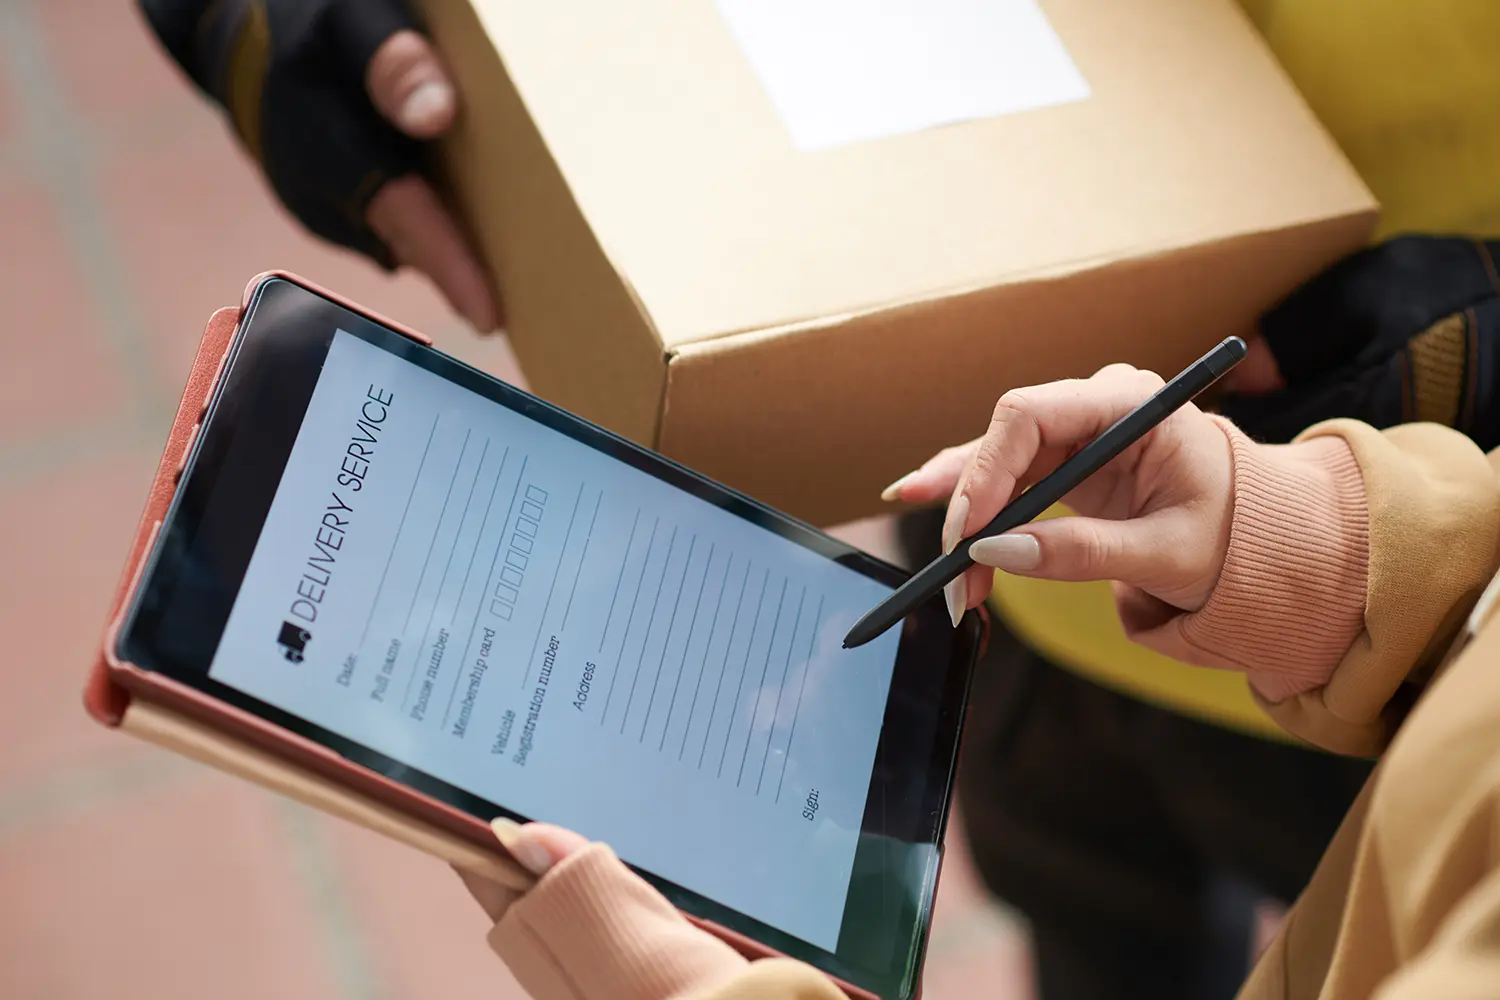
{"left": 116, "top": 276, "right": 978, "bottom": 999}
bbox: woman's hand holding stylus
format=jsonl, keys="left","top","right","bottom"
{"left": 884, "top": 364, "right": 1236, "bottom": 622}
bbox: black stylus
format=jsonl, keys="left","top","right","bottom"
{"left": 842, "top": 336, "right": 1248, "bottom": 650}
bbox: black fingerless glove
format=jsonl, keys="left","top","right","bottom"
{"left": 139, "top": 0, "right": 423, "bottom": 266}
{"left": 1223, "top": 236, "right": 1500, "bottom": 450}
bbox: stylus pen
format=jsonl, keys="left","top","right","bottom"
{"left": 842, "top": 336, "right": 1248, "bottom": 650}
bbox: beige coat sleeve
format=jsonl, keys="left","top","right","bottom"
{"left": 1254, "top": 420, "right": 1500, "bottom": 755}
{"left": 489, "top": 844, "right": 847, "bottom": 1000}
{"left": 1371, "top": 871, "right": 1500, "bottom": 999}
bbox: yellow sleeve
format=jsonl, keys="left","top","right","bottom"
{"left": 1255, "top": 420, "right": 1500, "bottom": 755}
{"left": 691, "top": 959, "right": 847, "bottom": 1000}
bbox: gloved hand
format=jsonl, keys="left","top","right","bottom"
{"left": 1220, "top": 235, "right": 1500, "bottom": 447}
{"left": 139, "top": 0, "right": 499, "bottom": 331}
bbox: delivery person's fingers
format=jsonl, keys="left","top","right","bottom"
{"left": 1226, "top": 297, "right": 1500, "bottom": 453}
{"left": 1256, "top": 236, "right": 1500, "bottom": 387}
{"left": 363, "top": 28, "right": 458, "bottom": 139}
{"left": 331, "top": 1, "right": 500, "bottom": 330}
{"left": 1218, "top": 336, "right": 1285, "bottom": 395}
{"left": 368, "top": 175, "right": 502, "bottom": 332}
{"left": 140, "top": 0, "right": 499, "bottom": 316}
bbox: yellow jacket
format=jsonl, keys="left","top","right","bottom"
{"left": 991, "top": 0, "right": 1500, "bottom": 738}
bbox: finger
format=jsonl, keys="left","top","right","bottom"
{"left": 1220, "top": 336, "right": 1285, "bottom": 395}
{"left": 368, "top": 175, "right": 501, "bottom": 332}
{"left": 322, "top": 1, "right": 445, "bottom": 137}
{"left": 948, "top": 368, "right": 1166, "bottom": 548}
{"left": 519, "top": 824, "right": 592, "bottom": 866}
{"left": 947, "top": 562, "right": 994, "bottom": 625}
{"left": 491, "top": 818, "right": 591, "bottom": 876}
{"left": 455, "top": 866, "right": 522, "bottom": 921}
{"left": 366, "top": 29, "right": 457, "bottom": 139}
{"left": 1258, "top": 236, "right": 1499, "bottom": 385}
{"left": 880, "top": 440, "right": 981, "bottom": 504}
{"left": 1220, "top": 355, "right": 1399, "bottom": 445}
{"left": 968, "top": 514, "right": 1200, "bottom": 605}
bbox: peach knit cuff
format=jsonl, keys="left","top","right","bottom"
{"left": 1123, "top": 419, "right": 1369, "bottom": 702}
{"left": 492, "top": 844, "right": 748, "bottom": 1000}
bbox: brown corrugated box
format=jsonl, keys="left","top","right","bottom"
{"left": 419, "top": 0, "right": 1376, "bottom": 527}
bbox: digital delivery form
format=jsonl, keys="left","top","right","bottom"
{"left": 210, "top": 330, "right": 902, "bottom": 950}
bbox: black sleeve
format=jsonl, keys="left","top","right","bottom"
{"left": 1259, "top": 236, "right": 1500, "bottom": 385}
{"left": 137, "top": 0, "right": 219, "bottom": 95}
{"left": 134, "top": 0, "right": 424, "bottom": 267}
{"left": 1224, "top": 244, "right": 1500, "bottom": 451}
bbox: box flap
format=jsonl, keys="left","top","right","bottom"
{"left": 466, "top": 0, "right": 1373, "bottom": 348}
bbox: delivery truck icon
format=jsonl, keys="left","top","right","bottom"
{"left": 277, "top": 621, "right": 311, "bottom": 664}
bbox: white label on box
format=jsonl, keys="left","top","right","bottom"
{"left": 716, "top": 0, "right": 1091, "bottom": 151}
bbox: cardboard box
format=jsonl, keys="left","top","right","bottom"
{"left": 420, "top": 0, "right": 1375, "bottom": 527}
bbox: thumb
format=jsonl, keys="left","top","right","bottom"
{"left": 366, "top": 29, "right": 458, "bottom": 139}
{"left": 491, "top": 818, "right": 592, "bottom": 876}
{"left": 968, "top": 514, "right": 1206, "bottom": 606}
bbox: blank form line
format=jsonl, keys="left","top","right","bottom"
{"left": 641, "top": 536, "right": 702, "bottom": 745}
{"left": 681, "top": 553, "right": 734, "bottom": 761}
{"left": 621, "top": 527, "right": 679, "bottom": 734}
{"left": 439, "top": 447, "right": 512, "bottom": 731}
{"left": 520, "top": 482, "right": 587, "bottom": 690}
{"left": 756, "top": 585, "right": 806, "bottom": 795}
{"left": 397, "top": 430, "right": 472, "bottom": 701}
{"left": 441, "top": 453, "right": 527, "bottom": 730}
{"left": 776, "top": 595, "right": 825, "bottom": 804}
{"left": 661, "top": 543, "right": 717, "bottom": 753}
{"left": 558, "top": 490, "right": 603, "bottom": 634}
{"left": 598, "top": 510, "right": 641, "bottom": 654}
{"left": 719, "top": 567, "right": 770, "bottom": 779}
{"left": 700, "top": 558, "right": 751, "bottom": 770}
{"left": 601, "top": 518, "right": 659, "bottom": 725}
{"left": 401, "top": 438, "right": 489, "bottom": 714}
{"left": 355, "top": 415, "right": 440, "bottom": 652}
{"left": 738, "top": 578, "right": 788, "bottom": 789}
{"left": 399, "top": 430, "right": 472, "bottom": 639}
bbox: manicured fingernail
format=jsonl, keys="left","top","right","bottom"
{"left": 491, "top": 818, "right": 551, "bottom": 875}
{"left": 968, "top": 533, "right": 1041, "bottom": 573}
{"left": 400, "top": 81, "right": 454, "bottom": 133}
{"left": 942, "top": 495, "right": 970, "bottom": 555}
{"left": 944, "top": 576, "right": 966, "bottom": 627}
{"left": 880, "top": 472, "right": 916, "bottom": 502}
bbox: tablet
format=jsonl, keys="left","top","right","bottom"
{"left": 112, "top": 275, "right": 981, "bottom": 999}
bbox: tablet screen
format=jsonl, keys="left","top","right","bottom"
{"left": 213, "top": 327, "right": 900, "bottom": 951}
{"left": 120, "top": 277, "right": 976, "bottom": 999}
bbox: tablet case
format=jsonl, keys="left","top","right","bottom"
{"left": 82, "top": 274, "right": 906, "bottom": 1000}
